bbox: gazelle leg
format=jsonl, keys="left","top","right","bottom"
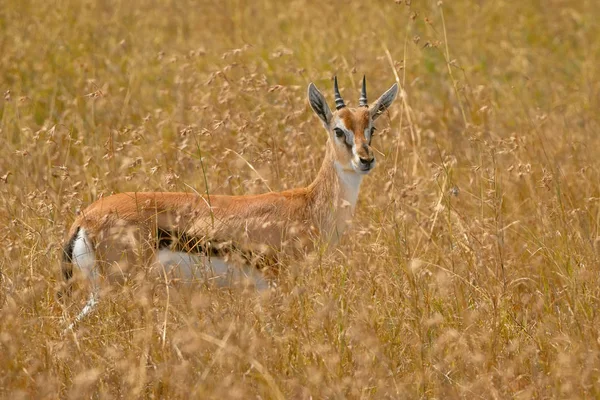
{"left": 65, "top": 289, "right": 98, "bottom": 332}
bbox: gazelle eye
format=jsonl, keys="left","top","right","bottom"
{"left": 370, "top": 127, "right": 376, "bottom": 136}
{"left": 334, "top": 128, "right": 344, "bottom": 138}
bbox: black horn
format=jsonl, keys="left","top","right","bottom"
{"left": 333, "top": 76, "right": 346, "bottom": 110}
{"left": 359, "top": 75, "right": 368, "bottom": 107}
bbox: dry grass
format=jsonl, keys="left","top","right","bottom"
{"left": 2, "top": 0, "right": 600, "bottom": 398}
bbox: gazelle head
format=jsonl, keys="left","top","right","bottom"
{"left": 308, "top": 76, "right": 398, "bottom": 175}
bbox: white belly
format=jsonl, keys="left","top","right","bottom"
{"left": 155, "top": 249, "right": 269, "bottom": 290}
{"left": 71, "top": 228, "right": 268, "bottom": 290}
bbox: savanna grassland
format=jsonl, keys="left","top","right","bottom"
{"left": 1, "top": 0, "right": 600, "bottom": 398}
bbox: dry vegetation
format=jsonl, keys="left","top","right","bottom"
{"left": 1, "top": 0, "right": 600, "bottom": 398}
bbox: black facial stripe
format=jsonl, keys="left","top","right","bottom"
{"left": 334, "top": 126, "right": 353, "bottom": 148}
{"left": 366, "top": 126, "right": 375, "bottom": 145}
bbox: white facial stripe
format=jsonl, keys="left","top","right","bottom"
{"left": 335, "top": 120, "right": 354, "bottom": 147}
{"left": 364, "top": 121, "right": 374, "bottom": 142}
{"left": 351, "top": 141, "right": 359, "bottom": 158}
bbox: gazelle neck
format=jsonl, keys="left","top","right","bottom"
{"left": 333, "top": 161, "right": 363, "bottom": 210}
{"left": 307, "top": 141, "right": 364, "bottom": 240}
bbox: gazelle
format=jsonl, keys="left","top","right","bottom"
{"left": 61, "top": 76, "right": 398, "bottom": 327}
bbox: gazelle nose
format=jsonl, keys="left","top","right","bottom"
{"left": 359, "top": 157, "right": 374, "bottom": 168}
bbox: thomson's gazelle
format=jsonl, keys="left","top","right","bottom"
{"left": 61, "top": 76, "right": 398, "bottom": 326}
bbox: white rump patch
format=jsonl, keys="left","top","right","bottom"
{"left": 65, "top": 228, "right": 99, "bottom": 332}
{"left": 72, "top": 228, "right": 98, "bottom": 286}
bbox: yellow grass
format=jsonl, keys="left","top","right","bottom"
{"left": 1, "top": 0, "right": 600, "bottom": 398}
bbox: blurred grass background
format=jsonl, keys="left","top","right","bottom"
{"left": 1, "top": 0, "right": 600, "bottom": 398}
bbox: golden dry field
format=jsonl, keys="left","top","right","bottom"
{"left": 2, "top": 0, "right": 600, "bottom": 398}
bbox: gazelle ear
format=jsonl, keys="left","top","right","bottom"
{"left": 308, "top": 83, "right": 333, "bottom": 126}
{"left": 369, "top": 83, "right": 399, "bottom": 121}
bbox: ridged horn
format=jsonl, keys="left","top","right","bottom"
{"left": 333, "top": 76, "right": 346, "bottom": 110}
{"left": 359, "top": 75, "right": 368, "bottom": 107}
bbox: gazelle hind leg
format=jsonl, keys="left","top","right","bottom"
{"left": 65, "top": 292, "right": 98, "bottom": 332}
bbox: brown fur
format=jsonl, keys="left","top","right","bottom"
{"left": 63, "top": 140, "right": 353, "bottom": 280}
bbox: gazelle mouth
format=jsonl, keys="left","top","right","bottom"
{"left": 352, "top": 161, "right": 375, "bottom": 174}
